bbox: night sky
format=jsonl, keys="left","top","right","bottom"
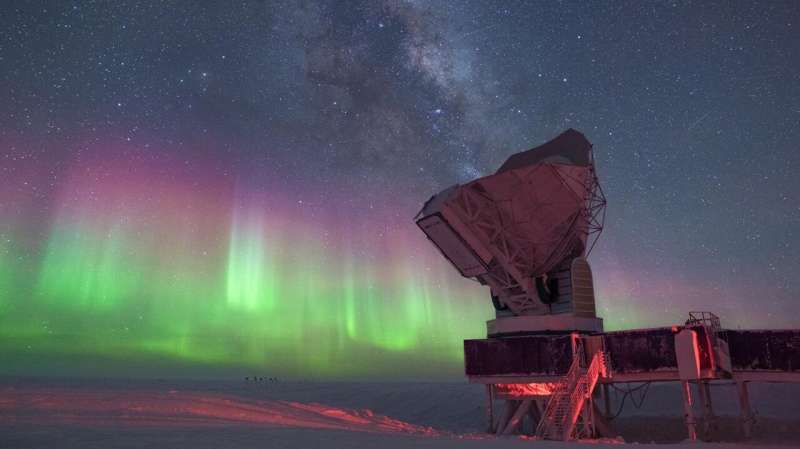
{"left": 1, "top": 1, "right": 798, "bottom": 379}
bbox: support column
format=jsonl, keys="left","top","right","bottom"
{"left": 533, "top": 398, "right": 547, "bottom": 435}
{"left": 485, "top": 384, "right": 495, "bottom": 433}
{"left": 496, "top": 400, "right": 517, "bottom": 435}
{"left": 681, "top": 380, "right": 697, "bottom": 441}
{"left": 736, "top": 381, "right": 754, "bottom": 439}
{"left": 601, "top": 383, "right": 611, "bottom": 419}
{"left": 592, "top": 401, "right": 616, "bottom": 438}
{"left": 698, "top": 381, "right": 717, "bottom": 439}
{"left": 502, "top": 399, "right": 532, "bottom": 435}
{"left": 528, "top": 399, "right": 542, "bottom": 435}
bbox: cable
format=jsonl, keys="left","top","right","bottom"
{"left": 606, "top": 382, "right": 652, "bottom": 420}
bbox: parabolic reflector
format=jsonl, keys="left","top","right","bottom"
{"left": 416, "top": 129, "right": 606, "bottom": 317}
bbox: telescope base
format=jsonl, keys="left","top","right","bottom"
{"left": 487, "top": 315, "right": 603, "bottom": 337}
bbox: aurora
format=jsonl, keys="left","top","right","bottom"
{"left": 0, "top": 154, "right": 491, "bottom": 378}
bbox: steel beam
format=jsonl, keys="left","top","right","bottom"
{"left": 681, "top": 380, "right": 697, "bottom": 441}
{"left": 502, "top": 399, "right": 532, "bottom": 435}
{"left": 736, "top": 381, "right": 754, "bottom": 439}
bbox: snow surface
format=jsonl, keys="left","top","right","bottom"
{"left": 1, "top": 377, "right": 799, "bottom": 448}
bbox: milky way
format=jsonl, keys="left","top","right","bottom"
{"left": 1, "top": 1, "right": 798, "bottom": 378}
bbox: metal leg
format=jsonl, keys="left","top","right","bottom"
{"left": 602, "top": 383, "right": 611, "bottom": 419}
{"left": 698, "top": 381, "right": 716, "bottom": 440}
{"left": 681, "top": 380, "right": 697, "bottom": 441}
{"left": 503, "top": 399, "right": 532, "bottom": 435}
{"left": 736, "top": 381, "right": 754, "bottom": 439}
{"left": 486, "top": 384, "right": 495, "bottom": 433}
{"left": 528, "top": 399, "right": 542, "bottom": 435}
{"left": 592, "top": 401, "right": 616, "bottom": 438}
{"left": 496, "top": 400, "right": 517, "bottom": 435}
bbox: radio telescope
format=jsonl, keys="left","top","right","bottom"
{"left": 416, "top": 129, "right": 606, "bottom": 334}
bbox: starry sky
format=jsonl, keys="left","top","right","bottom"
{"left": 1, "top": 1, "right": 798, "bottom": 379}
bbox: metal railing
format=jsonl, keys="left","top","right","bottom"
{"left": 686, "top": 311, "right": 721, "bottom": 330}
{"left": 535, "top": 353, "right": 581, "bottom": 439}
{"left": 562, "top": 351, "right": 606, "bottom": 440}
{"left": 536, "top": 348, "right": 606, "bottom": 441}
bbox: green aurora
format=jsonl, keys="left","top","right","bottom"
{"left": 0, "top": 172, "right": 492, "bottom": 379}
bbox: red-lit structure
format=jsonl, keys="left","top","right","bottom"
{"left": 416, "top": 129, "right": 800, "bottom": 441}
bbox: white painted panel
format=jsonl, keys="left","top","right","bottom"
{"left": 418, "top": 214, "right": 487, "bottom": 277}
{"left": 676, "top": 329, "right": 701, "bottom": 380}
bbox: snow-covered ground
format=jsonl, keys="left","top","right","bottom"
{"left": 1, "top": 377, "right": 798, "bottom": 448}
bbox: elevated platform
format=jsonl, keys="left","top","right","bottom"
{"left": 466, "top": 324, "right": 800, "bottom": 441}
{"left": 466, "top": 328, "right": 800, "bottom": 384}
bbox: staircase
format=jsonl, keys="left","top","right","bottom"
{"left": 536, "top": 350, "right": 606, "bottom": 440}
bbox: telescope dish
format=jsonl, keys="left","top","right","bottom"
{"left": 416, "top": 129, "right": 606, "bottom": 319}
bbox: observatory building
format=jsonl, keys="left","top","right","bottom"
{"left": 416, "top": 129, "right": 800, "bottom": 441}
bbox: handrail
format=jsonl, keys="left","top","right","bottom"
{"left": 535, "top": 352, "right": 582, "bottom": 437}
{"left": 562, "top": 351, "right": 605, "bottom": 439}
{"left": 686, "top": 311, "right": 721, "bottom": 330}
{"left": 537, "top": 350, "right": 606, "bottom": 441}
